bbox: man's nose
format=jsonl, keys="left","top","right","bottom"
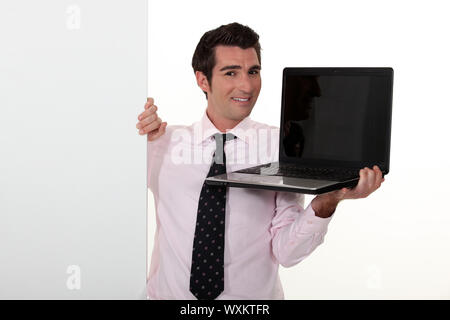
{"left": 238, "top": 74, "right": 253, "bottom": 93}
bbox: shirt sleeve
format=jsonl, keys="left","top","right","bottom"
{"left": 147, "top": 140, "right": 155, "bottom": 188}
{"left": 147, "top": 138, "right": 163, "bottom": 189}
{"left": 270, "top": 191, "right": 333, "bottom": 268}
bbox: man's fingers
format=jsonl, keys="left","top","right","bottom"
{"left": 360, "top": 166, "right": 383, "bottom": 196}
{"left": 366, "top": 167, "right": 376, "bottom": 189}
{"left": 140, "top": 122, "right": 160, "bottom": 134}
{"left": 353, "top": 168, "right": 370, "bottom": 198}
{"left": 373, "top": 165, "right": 383, "bottom": 188}
{"left": 136, "top": 113, "right": 157, "bottom": 128}
{"left": 141, "top": 117, "right": 162, "bottom": 134}
{"left": 145, "top": 99, "right": 155, "bottom": 111}
{"left": 144, "top": 102, "right": 155, "bottom": 110}
{"left": 137, "top": 98, "right": 166, "bottom": 140}
{"left": 136, "top": 111, "right": 153, "bottom": 129}
{"left": 365, "top": 167, "right": 380, "bottom": 194}
{"left": 343, "top": 166, "right": 386, "bottom": 200}
{"left": 148, "top": 122, "right": 167, "bottom": 141}
{"left": 158, "top": 121, "right": 167, "bottom": 133}
{"left": 138, "top": 105, "right": 158, "bottom": 121}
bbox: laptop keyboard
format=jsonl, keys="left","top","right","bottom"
{"left": 236, "top": 163, "right": 361, "bottom": 181}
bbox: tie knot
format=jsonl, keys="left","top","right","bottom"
{"left": 212, "top": 133, "right": 235, "bottom": 165}
{"left": 213, "top": 133, "right": 235, "bottom": 148}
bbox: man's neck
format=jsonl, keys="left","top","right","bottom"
{"left": 206, "top": 108, "right": 243, "bottom": 133}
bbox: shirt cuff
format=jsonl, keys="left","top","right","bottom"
{"left": 295, "top": 203, "right": 333, "bottom": 235}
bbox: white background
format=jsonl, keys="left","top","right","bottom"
{"left": 147, "top": 0, "right": 450, "bottom": 299}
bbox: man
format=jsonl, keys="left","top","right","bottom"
{"left": 136, "top": 23, "right": 384, "bottom": 300}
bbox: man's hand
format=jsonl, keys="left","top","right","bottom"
{"left": 311, "top": 165, "right": 385, "bottom": 218}
{"left": 136, "top": 97, "right": 167, "bottom": 141}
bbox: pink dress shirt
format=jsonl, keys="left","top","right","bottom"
{"left": 146, "top": 112, "right": 333, "bottom": 299}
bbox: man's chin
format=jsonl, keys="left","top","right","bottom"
{"left": 230, "top": 108, "right": 253, "bottom": 121}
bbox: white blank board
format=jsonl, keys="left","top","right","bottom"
{"left": 0, "top": 0, "right": 147, "bottom": 299}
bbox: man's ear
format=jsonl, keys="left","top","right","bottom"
{"left": 195, "top": 71, "right": 210, "bottom": 93}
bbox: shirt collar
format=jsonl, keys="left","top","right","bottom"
{"left": 193, "top": 110, "right": 256, "bottom": 145}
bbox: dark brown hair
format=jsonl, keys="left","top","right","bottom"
{"left": 192, "top": 22, "right": 261, "bottom": 97}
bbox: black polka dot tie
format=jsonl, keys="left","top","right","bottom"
{"left": 189, "top": 133, "right": 235, "bottom": 300}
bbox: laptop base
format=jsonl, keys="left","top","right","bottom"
{"left": 206, "top": 172, "right": 359, "bottom": 195}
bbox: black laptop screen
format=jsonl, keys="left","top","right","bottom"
{"left": 280, "top": 69, "right": 393, "bottom": 169}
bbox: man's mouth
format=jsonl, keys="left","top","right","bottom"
{"left": 231, "top": 97, "right": 251, "bottom": 102}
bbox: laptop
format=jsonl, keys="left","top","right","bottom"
{"left": 205, "top": 67, "right": 393, "bottom": 195}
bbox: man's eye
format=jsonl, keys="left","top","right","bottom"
{"left": 225, "top": 71, "right": 235, "bottom": 76}
{"left": 249, "top": 70, "right": 259, "bottom": 75}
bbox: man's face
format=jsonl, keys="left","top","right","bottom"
{"left": 201, "top": 45, "right": 261, "bottom": 126}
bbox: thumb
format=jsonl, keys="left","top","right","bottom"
{"left": 147, "top": 122, "right": 167, "bottom": 142}
{"left": 338, "top": 187, "right": 350, "bottom": 200}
